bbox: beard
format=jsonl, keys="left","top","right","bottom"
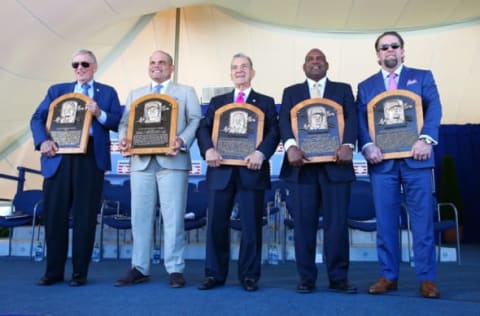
{"left": 384, "top": 57, "right": 398, "bottom": 69}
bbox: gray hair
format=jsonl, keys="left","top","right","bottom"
{"left": 72, "top": 49, "right": 97, "bottom": 64}
{"left": 232, "top": 53, "right": 253, "bottom": 68}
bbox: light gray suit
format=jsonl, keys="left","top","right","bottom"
{"left": 118, "top": 81, "right": 201, "bottom": 275}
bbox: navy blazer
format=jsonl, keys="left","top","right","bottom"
{"left": 196, "top": 89, "right": 280, "bottom": 190}
{"left": 356, "top": 66, "right": 442, "bottom": 173}
{"left": 30, "top": 81, "right": 122, "bottom": 178}
{"left": 278, "top": 79, "right": 357, "bottom": 183}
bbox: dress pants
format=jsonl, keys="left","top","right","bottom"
{"left": 370, "top": 160, "right": 436, "bottom": 281}
{"left": 43, "top": 139, "right": 104, "bottom": 279}
{"left": 204, "top": 169, "right": 264, "bottom": 282}
{"left": 130, "top": 159, "right": 187, "bottom": 275}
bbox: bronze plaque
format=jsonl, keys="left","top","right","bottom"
{"left": 290, "top": 98, "right": 344, "bottom": 163}
{"left": 212, "top": 103, "right": 264, "bottom": 166}
{"left": 127, "top": 93, "right": 178, "bottom": 155}
{"left": 46, "top": 93, "right": 92, "bottom": 154}
{"left": 367, "top": 90, "right": 423, "bottom": 159}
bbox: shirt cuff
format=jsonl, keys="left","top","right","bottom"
{"left": 283, "top": 138, "right": 297, "bottom": 151}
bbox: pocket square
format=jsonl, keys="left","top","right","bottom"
{"left": 406, "top": 79, "right": 417, "bottom": 86}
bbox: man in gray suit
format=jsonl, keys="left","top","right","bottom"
{"left": 115, "top": 50, "right": 201, "bottom": 288}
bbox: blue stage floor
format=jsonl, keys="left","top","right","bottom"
{"left": 0, "top": 244, "right": 479, "bottom": 316}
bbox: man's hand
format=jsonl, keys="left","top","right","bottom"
{"left": 167, "top": 136, "right": 184, "bottom": 156}
{"left": 363, "top": 144, "right": 383, "bottom": 164}
{"left": 40, "top": 140, "right": 58, "bottom": 157}
{"left": 119, "top": 137, "right": 131, "bottom": 156}
{"left": 335, "top": 144, "right": 353, "bottom": 164}
{"left": 205, "top": 148, "right": 222, "bottom": 168}
{"left": 287, "top": 146, "right": 309, "bottom": 167}
{"left": 411, "top": 140, "right": 432, "bottom": 161}
{"left": 85, "top": 100, "right": 101, "bottom": 117}
{"left": 244, "top": 150, "right": 264, "bottom": 170}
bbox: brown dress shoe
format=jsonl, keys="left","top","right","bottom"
{"left": 114, "top": 268, "right": 149, "bottom": 287}
{"left": 169, "top": 272, "right": 186, "bottom": 288}
{"left": 368, "top": 277, "right": 398, "bottom": 294}
{"left": 420, "top": 281, "right": 440, "bottom": 298}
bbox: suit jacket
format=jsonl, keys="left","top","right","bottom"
{"left": 118, "top": 82, "right": 201, "bottom": 171}
{"left": 278, "top": 79, "right": 357, "bottom": 183}
{"left": 356, "top": 66, "right": 442, "bottom": 173}
{"left": 196, "top": 89, "right": 280, "bottom": 190}
{"left": 30, "top": 81, "right": 122, "bottom": 178}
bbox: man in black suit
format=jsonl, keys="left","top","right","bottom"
{"left": 278, "top": 48, "right": 357, "bottom": 294}
{"left": 196, "top": 53, "right": 280, "bottom": 292}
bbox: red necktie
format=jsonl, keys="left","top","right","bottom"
{"left": 236, "top": 91, "right": 245, "bottom": 103}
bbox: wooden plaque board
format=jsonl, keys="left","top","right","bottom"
{"left": 367, "top": 89, "right": 423, "bottom": 159}
{"left": 290, "top": 98, "right": 344, "bottom": 163}
{"left": 127, "top": 93, "right": 178, "bottom": 155}
{"left": 212, "top": 103, "right": 264, "bottom": 166}
{"left": 46, "top": 93, "right": 92, "bottom": 154}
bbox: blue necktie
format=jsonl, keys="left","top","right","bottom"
{"left": 153, "top": 84, "right": 163, "bottom": 94}
{"left": 81, "top": 83, "right": 90, "bottom": 96}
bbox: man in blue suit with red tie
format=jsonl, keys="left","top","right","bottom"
{"left": 197, "top": 53, "right": 279, "bottom": 292}
{"left": 356, "top": 31, "right": 442, "bottom": 298}
{"left": 279, "top": 48, "right": 358, "bottom": 294}
{"left": 31, "top": 49, "right": 122, "bottom": 287}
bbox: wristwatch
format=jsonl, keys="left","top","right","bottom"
{"left": 419, "top": 137, "right": 433, "bottom": 145}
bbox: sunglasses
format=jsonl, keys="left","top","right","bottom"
{"left": 71, "top": 61, "right": 91, "bottom": 69}
{"left": 378, "top": 43, "right": 401, "bottom": 51}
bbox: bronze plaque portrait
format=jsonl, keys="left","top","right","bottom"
{"left": 367, "top": 90, "right": 423, "bottom": 159}
{"left": 46, "top": 93, "right": 92, "bottom": 154}
{"left": 127, "top": 93, "right": 178, "bottom": 155}
{"left": 212, "top": 103, "right": 265, "bottom": 166}
{"left": 290, "top": 98, "right": 344, "bottom": 163}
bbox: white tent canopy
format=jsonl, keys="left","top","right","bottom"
{"left": 1, "top": 0, "right": 479, "bottom": 197}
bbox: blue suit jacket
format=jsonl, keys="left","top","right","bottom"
{"left": 356, "top": 66, "right": 442, "bottom": 173}
{"left": 278, "top": 79, "right": 357, "bottom": 183}
{"left": 30, "top": 81, "right": 122, "bottom": 178}
{"left": 196, "top": 90, "right": 280, "bottom": 190}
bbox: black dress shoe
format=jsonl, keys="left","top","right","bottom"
{"left": 69, "top": 274, "right": 87, "bottom": 287}
{"left": 114, "top": 268, "right": 150, "bottom": 287}
{"left": 198, "top": 276, "right": 224, "bottom": 290}
{"left": 329, "top": 280, "right": 357, "bottom": 294}
{"left": 38, "top": 275, "right": 64, "bottom": 286}
{"left": 242, "top": 278, "right": 258, "bottom": 292}
{"left": 296, "top": 280, "right": 315, "bottom": 294}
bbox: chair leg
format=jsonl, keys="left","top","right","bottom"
{"left": 8, "top": 228, "right": 13, "bottom": 256}
{"left": 116, "top": 230, "right": 120, "bottom": 260}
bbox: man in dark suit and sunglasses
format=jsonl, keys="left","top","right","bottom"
{"left": 356, "top": 31, "right": 442, "bottom": 298}
{"left": 31, "top": 49, "right": 122, "bottom": 287}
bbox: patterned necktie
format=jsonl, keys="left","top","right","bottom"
{"left": 153, "top": 84, "right": 163, "bottom": 94}
{"left": 81, "top": 83, "right": 90, "bottom": 96}
{"left": 236, "top": 91, "right": 245, "bottom": 103}
{"left": 388, "top": 73, "right": 397, "bottom": 90}
{"left": 311, "top": 82, "right": 321, "bottom": 97}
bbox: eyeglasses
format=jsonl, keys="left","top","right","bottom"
{"left": 71, "top": 61, "right": 91, "bottom": 69}
{"left": 378, "top": 43, "right": 401, "bottom": 51}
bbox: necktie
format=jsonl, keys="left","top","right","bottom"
{"left": 81, "top": 83, "right": 90, "bottom": 96}
{"left": 236, "top": 91, "right": 245, "bottom": 103}
{"left": 152, "top": 84, "right": 163, "bottom": 94}
{"left": 311, "top": 83, "right": 321, "bottom": 97}
{"left": 388, "top": 73, "right": 397, "bottom": 90}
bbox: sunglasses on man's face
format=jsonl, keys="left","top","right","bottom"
{"left": 71, "top": 61, "right": 91, "bottom": 69}
{"left": 378, "top": 43, "right": 401, "bottom": 51}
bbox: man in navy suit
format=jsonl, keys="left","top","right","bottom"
{"left": 357, "top": 31, "right": 442, "bottom": 298}
{"left": 279, "top": 48, "right": 357, "bottom": 294}
{"left": 197, "top": 53, "right": 279, "bottom": 292}
{"left": 31, "top": 49, "right": 122, "bottom": 286}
